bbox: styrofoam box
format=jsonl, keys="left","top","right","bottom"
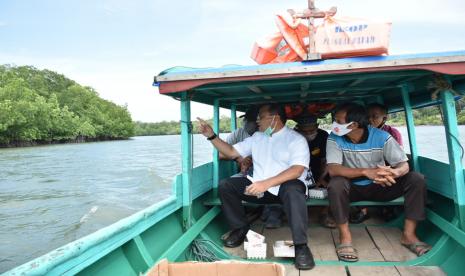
{"left": 246, "top": 230, "right": 265, "bottom": 244}
{"left": 308, "top": 188, "right": 328, "bottom": 199}
{"left": 273, "top": 241, "right": 295, "bottom": 258}
{"left": 245, "top": 242, "right": 267, "bottom": 259}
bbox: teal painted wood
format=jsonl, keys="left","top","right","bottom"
{"left": 5, "top": 196, "right": 181, "bottom": 275}
{"left": 121, "top": 238, "right": 150, "bottom": 274}
{"left": 230, "top": 105, "right": 238, "bottom": 173}
{"left": 191, "top": 163, "right": 213, "bottom": 200}
{"left": 427, "top": 209, "right": 465, "bottom": 248}
{"left": 203, "top": 196, "right": 406, "bottom": 206}
{"left": 212, "top": 99, "right": 220, "bottom": 197}
{"left": 419, "top": 156, "right": 454, "bottom": 199}
{"left": 181, "top": 93, "right": 193, "bottom": 229}
{"left": 401, "top": 84, "right": 420, "bottom": 172}
{"left": 133, "top": 235, "right": 154, "bottom": 266}
{"left": 440, "top": 89, "right": 465, "bottom": 229}
{"left": 193, "top": 71, "right": 429, "bottom": 92}
{"left": 156, "top": 206, "right": 221, "bottom": 263}
{"left": 174, "top": 174, "right": 182, "bottom": 205}
{"left": 230, "top": 104, "right": 237, "bottom": 131}
{"left": 222, "top": 84, "right": 401, "bottom": 101}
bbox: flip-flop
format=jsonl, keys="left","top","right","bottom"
{"left": 336, "top": 243, "right": 359, "bottom": 262}
{"left": 402, "top": 241, "right": 432, "bottom": 256}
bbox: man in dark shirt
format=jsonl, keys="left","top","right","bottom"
{"left": 295, "top": 115, "right": 328, "bottom": 183}
{"left": 295, "top": 115, "right": 335, "bottom": 228}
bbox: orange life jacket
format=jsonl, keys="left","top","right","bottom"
{"left": 251, "top": 14, "right": 391, "bottom": 64}
{"left": 284, "top": 103, "right": 336, "bottom": 119}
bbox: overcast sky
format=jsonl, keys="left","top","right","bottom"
{"left": 1, "top": 0, "right": 464, "bottom": 122}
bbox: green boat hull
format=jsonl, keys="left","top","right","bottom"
{"left": 5, "top": 158, "right": 465, "bottom": 276}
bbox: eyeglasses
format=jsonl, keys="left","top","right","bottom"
{"left": 256, "top": 115, "right": 274, "bottom": 122}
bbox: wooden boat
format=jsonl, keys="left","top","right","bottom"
{"left": 6, "top": 51, "right": 465, "bottom": 275}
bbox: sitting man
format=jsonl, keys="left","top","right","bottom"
{"left": 295, "top": 114, "right": 335, "bottom": 228}
{"left": 326, "top": 103, "right": 430, "bottom": 262}
{"left": 261, "top": 114, "right": 330, "bottom": 229}
{"left": 295, "top": 114, "right": 328, "bottom": 183}
{"left": 350, "top": 103, "right": 405, "bottom": 224}
{"left": 368, "top": 102, "right": 403, "bottom": 146}
{"left": 198, "top": 104, "right": 315, "bottom": 270}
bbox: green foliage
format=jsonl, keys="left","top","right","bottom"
{"left": 134, "top": 116, "right": 234, "bottom": 136}
{"left": 134, "top": 104, "right": 465, "bottom": 137}
{"left": 0, "top": 65, "right": 134, "bottom": 146}
{"left": 387, "top": 105, "right": 465, "bottom": 126}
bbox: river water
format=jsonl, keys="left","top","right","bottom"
{"left": 1, "top": 126, "right": 465, "bottom": 272}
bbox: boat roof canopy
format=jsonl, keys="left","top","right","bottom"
{"left": 155, "top": 51, "right": 465, "bottom": 113}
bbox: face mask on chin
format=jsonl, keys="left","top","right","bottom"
{"left": 263, "top": 116, "right": 276, "bottom": 137}
{"left": 331, "top": 121, "right": 353, "bottom": 136}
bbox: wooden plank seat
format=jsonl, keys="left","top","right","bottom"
{"left": 204, "top": 196, "right": 406, "bottom": 207}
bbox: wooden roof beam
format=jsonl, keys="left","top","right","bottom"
{"left": 222, "top": 84, "right": 399, "bottom": 100}
{"left": 193, "top": 71, "right": 429, "bottom": 91}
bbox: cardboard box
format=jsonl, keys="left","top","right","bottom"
{"left": 315, "top": 17, "right": 391, "bottom": 59}
{"left": 147, "top": 259, "right": 285, "bottom": 276}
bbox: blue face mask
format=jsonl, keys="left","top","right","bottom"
{"left": 263, "top": 116, "right": 276, "bottom": 137}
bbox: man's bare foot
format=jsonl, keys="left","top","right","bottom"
{"left": 400, "top": 233, "right": 420, "bottom": 245}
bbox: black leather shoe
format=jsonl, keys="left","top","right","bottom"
{"left": 294, "top": 244, "right": 315, "bottom": 270}
{"left": 223, "top": 226, "right": 249, "bottom": 248}
{"left": 350, "top": 209, "right": 370, "bottom": 224}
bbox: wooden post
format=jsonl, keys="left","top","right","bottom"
{"left": 180, "top": 92, "right": 192, "bottom": 230}
{"left": 230, "top": 104, "right": 238, "bottom": 173}
{"left": 401, "top": 84, "right": 420, "bottom": 172}
{"left": 230, "top": 104, "right": 237, "bottom": 131}
{"left": 440, "top": 89, "right": 465, "bottom": 229}
{"left": 212, "top": 99, "right": 220, "bottom": 197}
{"left": 306, "top": 0, "right": 320, "bottom": 60}
{"left": 288, "top": 0, "right": 336, "bottom": 60}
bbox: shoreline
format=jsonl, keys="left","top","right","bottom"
{"left": 135, "top": 124, "right": 458, "bottom": 137}
{"left": 3, "top": 124, "right": 458, "bottom": 147}
{"left": 0, "top": 137, "right": 131, "bottom": 149}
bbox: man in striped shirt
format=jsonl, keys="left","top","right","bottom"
{"left": 326, "top": 103, "right": 430, "bottom": 262}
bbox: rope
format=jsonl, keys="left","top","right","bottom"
{"left": 428, "top": 75, "right": 460, "bottom": 100}
{"left": 436, "top": 105, "right": 465, "bottom": 162}
{"left": 426, "top": 75, "right": 464, "bottom": 161}
{"left": 185, "top": 239, "right": 222, "bottom": 262}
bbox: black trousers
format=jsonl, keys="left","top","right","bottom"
{"left": 218, "top": 177, "right": 308, "bottom": 245}
{"left": 327, "top": 172, "right": 427, "bottom": 224}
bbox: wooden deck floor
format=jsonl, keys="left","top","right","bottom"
{"left": 222, "top": 209, "right": 445, "bottom": 275}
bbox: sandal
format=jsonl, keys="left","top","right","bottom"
{"left": 336, "top": 243, "right": 359, "bottom": 262}
{"left": 319, "top": 213, "right": 336, "bottom": 229}
{"left": 402, "top": 241, "right": 432, "bottom": 256}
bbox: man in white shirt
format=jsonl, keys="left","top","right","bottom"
{"left": 198, "top": 104, "right": 315, "bottom": 270}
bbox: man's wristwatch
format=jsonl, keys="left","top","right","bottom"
{"left": 207, "top": 133, "right": 217, "bottom": 140}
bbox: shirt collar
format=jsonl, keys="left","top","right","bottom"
{"left": 343, "top": 126, "right": 369, "bottom": 144}
{"left": 271, "top": 126, "right": 287, "bottom": 138}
